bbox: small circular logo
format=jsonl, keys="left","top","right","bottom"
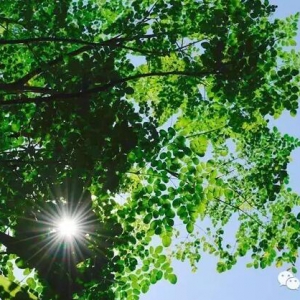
{"left": 278, "top": 271, "right": 299, "bottom": 290}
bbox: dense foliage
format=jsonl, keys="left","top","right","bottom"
{"left": 0, "top": 0, "right": 300, "bottom": 299}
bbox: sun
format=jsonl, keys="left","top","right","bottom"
{"left": 57, "top": 217, "right": 79, "bottom": 239}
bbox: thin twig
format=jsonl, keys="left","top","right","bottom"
{"left": 215, "top": 197, "right": 265, "bottom": 228}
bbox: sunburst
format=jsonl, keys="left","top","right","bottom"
{"left": 56, "top": 216, "right": 79, "bottom": 238}
{"left": 13, "top": 197, "right": 97, "bottom": 277}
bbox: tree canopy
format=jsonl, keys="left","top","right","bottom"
{"left": 0, "top": 0, "right": 300, "bottom": 299}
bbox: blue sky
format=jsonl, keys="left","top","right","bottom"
{"left": 140, "top": 1, "right": 300, "bottom": 299}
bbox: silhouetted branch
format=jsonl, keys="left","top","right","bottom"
{"left": 186, "top": 126, "right": 226, "bottom": 139}
{"left": 0, "top": 70, "right": 209, "bottom": 106}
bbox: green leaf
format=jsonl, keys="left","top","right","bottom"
{"left": 125, "top": 87, "right": 135, "bottom": 94}
{"left": 15, "top": 258, "right": 26, "bottom": 269}
{"left": 141, "top": 284, "right": 149, "bottom": 293}
{"left": 186, "top": 222, "right": 194, "bottom": 234}
{"left": 11, "top": 123, "right": 20, "bottom": 132}
{"left": 217, "top": 262, "right": 226, "bottom": 273}
{"left": 143, "top": 213, "right": 152, "bottom": 224}
{"left": 156, "top": 270, "right": 163, "bottom": 280}
{"left": 190, "top": 136, "right": 208, "bottom": 156}
{"left": 23, "top": 268, "right": 31, "bottom": 276}
{"left": 26, "top": 278, "right": 36, "bottom": 290}
{"left": 162, "top": 235, "right": 172, "bottom": 247}
{"left": 201, "top": 42, "right": 210, "bottom": 49}
{"left": 167, "top": 274, "right": 177, "bottom": 284}
{"left": 155, "top": 245, "right": 163, "bottom": 254}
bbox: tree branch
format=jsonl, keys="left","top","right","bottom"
{"left": 215, "top": 197, "right": 265, "bottom": 228}
{"left": 0, "top": 70, "right": 210, "bottom": 106}
{"left": 0, "top": 34, "right": 160, "bottom": 47}
{"left": 0, "top": 159, "right": 61, "bottom": 165}
{"left": 0, "top": 83, "right": 57, "bottom": 94}
{"left": 15, "top": 45, "right": 93, "bottom": 85}
{"left": 186, "top": 126, "right": 226, "bottom": 139}
{"left": 10, "top": 33, "right": 177, "bottom": 86}
{"left": 0, "top": 37, "right": 106, "bottom": 46}
{"left": 118, "top": 44, "right": 169, "bottom": 57}
{"left": 12, "top": 33, "right": 126, "bottom": 86}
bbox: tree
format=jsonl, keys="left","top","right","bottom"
{"left": 0, "top": 0, "right": 299, "bottom": 299}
